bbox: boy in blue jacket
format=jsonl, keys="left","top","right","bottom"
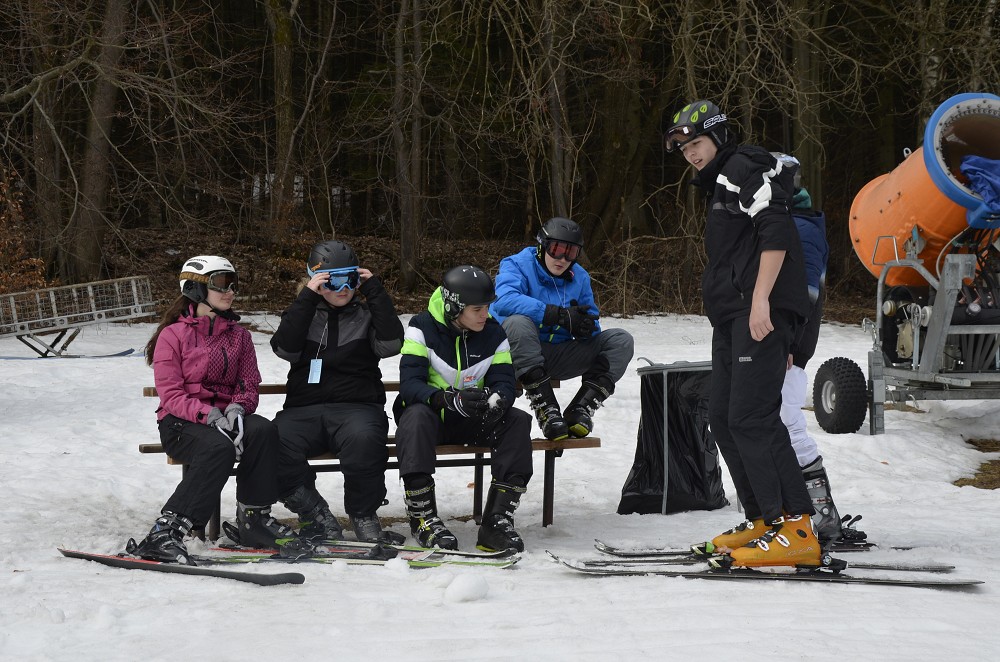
{"left": 490, "top": 217, "right": 634, "bottom": 440}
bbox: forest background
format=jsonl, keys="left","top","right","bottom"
{"left": 2, "top": 0, "right": 998, "bottom": 319}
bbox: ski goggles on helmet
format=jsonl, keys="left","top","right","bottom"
{"left": 543, "top": 239, "right": 582, "bottom": 262}
{"left": 308, "top": 266, "right": 360, "bottom": 292}
{"left": 664, "top": 124, "right": 697, "bottom": 152}
{"left": 206, "top": 271, "right": 239, "bottom": 294}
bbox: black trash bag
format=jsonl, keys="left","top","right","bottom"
{"left": 617, "top": 364, "right": 728, "bottom": 515}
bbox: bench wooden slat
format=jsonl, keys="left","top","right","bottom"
{"left": 139, "top": 436, "right": 600, "bottom": 460}
{"left": 141, "top": 380, "right": 557, "bottom": 398}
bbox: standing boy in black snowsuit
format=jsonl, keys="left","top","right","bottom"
{"left": 664, "top": 100, "right": 820, "bottom": 568}
{"left": 394, "top": 265, "right": 534, "bottom": 552}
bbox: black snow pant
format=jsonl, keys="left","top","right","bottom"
{"left": 394, "top": 403, "right": 534, "bottom": 484}
{"left": 708, "top": 311, "right": 814, "bottom": 524}
{"left": 274, "top": 403, "right": 389, "bottom": 517}
{"left": 159, "top": 413, "right": 280, "bottom": 527}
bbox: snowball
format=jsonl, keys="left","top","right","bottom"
{"left": 443, "top": 574, "right": 489, "bottom": 603}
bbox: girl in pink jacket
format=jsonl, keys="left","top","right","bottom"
{"left": 127, "top": 256, "right": 296, "bottom": 564}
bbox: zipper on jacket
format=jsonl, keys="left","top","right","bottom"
{"left": 453, "top": 332, "right": 465, "bottom": 388}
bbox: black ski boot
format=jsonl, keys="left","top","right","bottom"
{"left": 403, "top": 475, "right": 459, "bottom": 550}
{"left": 521, "top": 367, "right": 569, "bottom": 440}
{"left": 282, "top": 485, "right": 344, "bottom": 542}
{"left": 350, "top": 514, "right": 406, "bottom": 545}
{"left": 476, "top": 479, "right": 526, "bottom": 552}
{"left": 128, "top": 511, "right": 195, "bottom": 565}
{"left": 563, "top": 377, "right": 612, "bottom": 438}
{"left": 802, "top": 456, "right": 866, "bottom": 549}
{"left": 231, "top": 503, "right": 299, "bottom": 548}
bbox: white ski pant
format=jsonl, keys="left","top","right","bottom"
{"left": 780, "top": 365, "right": 820, "bottom": 468}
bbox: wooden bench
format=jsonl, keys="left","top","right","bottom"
{"left": 140, "top": 381, "right": 600, "bottom": 540}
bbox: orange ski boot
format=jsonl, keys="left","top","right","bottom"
{"left": 728, "top": 515, "right": 823, "bottom": 568}
{"left": 692, "top": 518, "right": 768, "bottom": 556}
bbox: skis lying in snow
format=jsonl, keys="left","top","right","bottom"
{"left": 203, "top": 542, "right": 519, "bottom": 568}
{"left": 219, "top": 520, "right": 514, "bottom": 560}
{"left": 594, "top": 538, "right": 902, "bottom": 558}
{"left": 592, "top": 540, "right": 948, "bottom": 573}
{"left": 58, "top": 548, "right": 304, "bottom": 586}
{"left": 546, "top": 552, "right": 981, "bottom": 589}
{"left": 581, "top": 553, "right": 952, "bottom": 573}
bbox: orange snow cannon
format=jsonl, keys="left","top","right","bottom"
{"left": 849, "top": 93, "right": 1000, "bottom": 286}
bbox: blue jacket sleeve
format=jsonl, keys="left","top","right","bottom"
{"left": 491, "top": 254, "right": 548, "bottom": 324}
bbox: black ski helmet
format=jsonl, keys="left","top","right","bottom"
{"left": 308, "top": 240, "right": 358, "bottom": 273}
{"left": 664, "top": 99, "right": 730, "bottom": 152}
{"left": 440, "top": 265, "right": 496, "bottom": 323}
{"left": 179, "top": 255, "right": 236, "bottom": 303}
{"left": 536, "top": 217, "right": 584, "bottom": 247}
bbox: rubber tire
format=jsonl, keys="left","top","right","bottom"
{"left": 812, "top": 357, "right": 868, "bottom": 434}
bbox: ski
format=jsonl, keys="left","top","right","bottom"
{"left": 546, "top": 552, "right": 981, "bottom": 589}
{"left": 573, "top": 555, "right": 953, "bottom": 573}
{"left": 594, "top": 538, "right": 903, "bottom": 558}
{"left": 214, "top": 537, "right": 517, "bottom": 560}
{"left": 195, "top": 549, "right": 518, "bottom": 569}
{"left": 219, "top": 520, "right": 515, "bottom": 559}
{"left": 58, "top": 548, "right": 305, "bottom": 586}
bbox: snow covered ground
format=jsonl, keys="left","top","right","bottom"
{"left": 2, "top": 313, "right": 999, "bottom": 661}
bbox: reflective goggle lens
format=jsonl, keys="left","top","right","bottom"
{"left": 544, "top": 240, "right": 581, "bottom": 261}
{"left": 207, "top": 271, "right": 238, "bottom": 293}
{"left": 664, "top": 124, "right": 695, "bottom": 152}
{"left": 309, "top": 267, "right": 360, "bottom": 292}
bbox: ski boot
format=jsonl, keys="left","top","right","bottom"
{"left": 403, "top": 475, "right": 459, "bottom": 550}
{"left": 476, "top": 479, "right": 527, "bottom": 552}
{"left": 693, "top": 517, "right": 768, "bottom": 555}
{"left": 282, "top": 485, "right": 344, "bottom": 542}
{"left": 350, "top": 514, "right": 406, "bottom": 545}
{"left": 563, "top": 377, "right": 612, "bottom": 438}
{"left": 231, "top": 503, "right": 299, "bottom": 549}
{"left": 128, "top": 511, "right": 195, "bottom": 565}
{"left": 521, "top": 367, "right": 569, "bottom": 441}
{"left": 802, "top": 456, "right": 867, "bottom": 550}
{"left": 728, "top": 514, "right": 823, "bottom": 568}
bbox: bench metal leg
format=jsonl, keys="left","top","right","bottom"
{"left": 209, "top": 503, "right": 221, "bottom": 541}
{"left": 473, "top": 454, "right": 484, "bottom": 524}
{"left": 542, "top": 450, "right": 555, "bottom": 527}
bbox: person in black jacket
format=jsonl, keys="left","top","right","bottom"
{"left": 665, "top": 100, "right": 820, "bottom": 568}
{"left": 271, "top": 240, "right": 404, "bottom": 544}
{"left": 394, "top": 265, "right": 533, "bottom": 552}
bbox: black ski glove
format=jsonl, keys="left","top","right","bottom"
{"left": 433, "top": 387, "right": 490, "bottom": 418}
{"left": 542, "top": 303, "right": 598, "bottom": 338}
{"left": 567, "top": 305, "right": 598, "bottom": 337}
{"left": 480, "top": 388, "right": 508, "bottom": 426}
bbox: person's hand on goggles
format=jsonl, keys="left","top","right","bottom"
{"left": 307, "top": 266, "right": 362, "bottom": 293}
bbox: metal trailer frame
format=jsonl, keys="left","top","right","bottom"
{"left": 817, "top": 237, "right": 1000, "bottom": 435}
{"left": 0, "top": 276, "right": 157, "bottom": 357}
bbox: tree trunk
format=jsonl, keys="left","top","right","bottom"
{"left": 28, "top": 0, "right": 62, "bottom": 274}
{"left": 791, "top": 0, "right": 829, "bottom": 208}
{"left": 394, "top": 0, "right": 424, "bottom": 291}
{"left": 265, "top": 0, "right": 296, "bottom": 228}
{"left": 68, "top": 0, "right": 128, "bottom": 282}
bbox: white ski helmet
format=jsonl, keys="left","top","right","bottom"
{"left": 179, "top": 255, "right": 237, "bottom": 302}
